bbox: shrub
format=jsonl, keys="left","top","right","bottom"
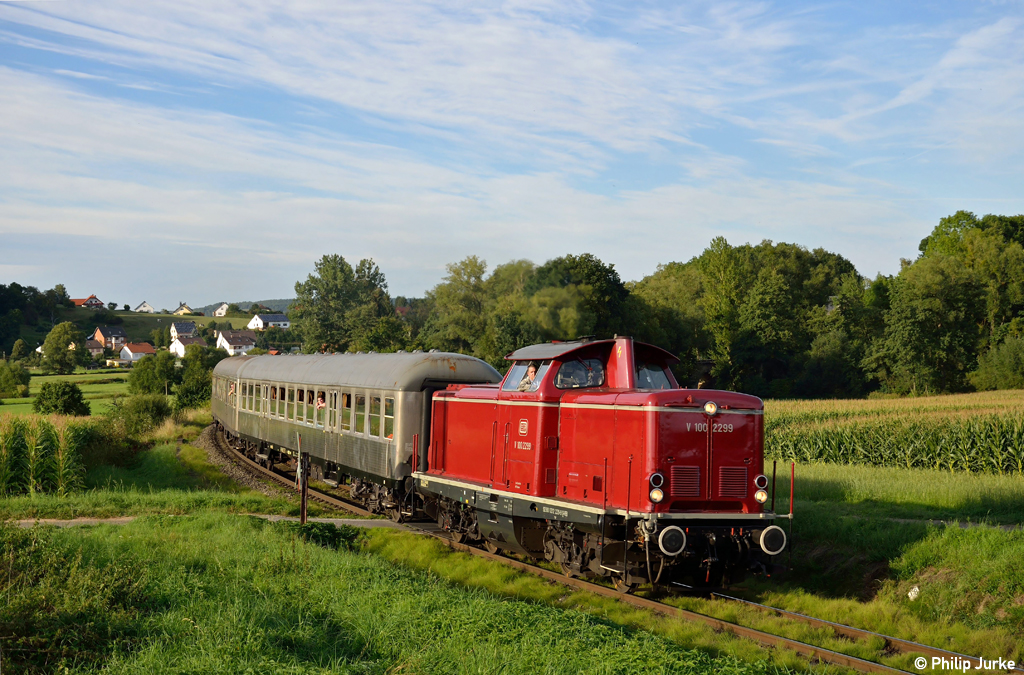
{"left": 128, "top": 351, "right": 179, "bottom": 394}
{"left": 33, "top": 381, "right": 91, "bottom": 416}
{"left": 106, "top": 394, "right": 172, "bottom": 437}
{"left": 0, "top": 360, "right": 30, "bottom": 398}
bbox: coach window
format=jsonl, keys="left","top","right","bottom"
{"left": 341, "top": 392, "right": 352, "bottom": 431}
{"left": 355, "top": 394, "right": 366, "bottom": 434}
{"left": 255, "top": 385, "right": 262, "bottom": 413}
{"left": 314, "top": 390, "right": 325, "bottom": 428}
{"left": 384, "top": 397, "right": 394, "bottom": 439}
{"left": 306, "top": 390, "right": 315, "bottom": 425}
{"left": 328, "top": 392, "right": 338, "bottom": 429}
{"left": 278, "top": 386, "right": 286, "bottom": 418}
{"left": 370, "top": 395, "right": 381, "bottom": 437}
{"left": 287, "top": 387, "right": 296, "bottom": 420}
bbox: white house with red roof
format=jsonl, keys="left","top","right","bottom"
{"left": 121, "top": 342, "right": 156, "bottom": 362}
{"left": 71, "top": 294, "right": 105, "bottom": 309}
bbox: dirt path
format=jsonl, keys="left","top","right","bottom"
{"left": 10, "top": 515, "right": 405, "bottom": 530}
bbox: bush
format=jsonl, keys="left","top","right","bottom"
{"left": 32, "top": 381, "right": 91, "bottom": 416}
{"left": 0, "top": 360, "right": 30, "bottom": 399}
{"left": 128, "top": 351, "right": 179, "bottom": 394}
{"left": 106, "top": 394, "right": 172, "bottom": 437}
{"left": 970, "top": 337, "right": 1024, "bottom": 390}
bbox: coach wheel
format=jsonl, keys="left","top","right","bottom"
{"left": 387, "top": 507, "right": 405, "bottom": 524}
{"left": 613, "top": 575, "right": 637, "bottom": 595}
{"left": 560, "top": 562, "right": 578, "bottom": 578}
{"left": 483, "top": 541, "right": 500, "bottom": 555}
{"left": 450, "top": 531, "right": 467, "bottom": 544}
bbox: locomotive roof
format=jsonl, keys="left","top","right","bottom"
{"left": 213, "top": 351, "right": 502, "bottom": 391}
{"left": 505, "top": 338, "right": 679, "bottom": 364}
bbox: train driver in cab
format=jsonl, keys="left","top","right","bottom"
{"left": 517, "top": 362, "right": 539, "bottom": 392}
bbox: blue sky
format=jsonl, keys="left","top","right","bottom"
{"left": 2, "top": 0, "right": 1023, "bottom": 310}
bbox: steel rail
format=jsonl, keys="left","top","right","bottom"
{"left": 710, "top": 592, "right": 1024, "bottom": 675}
{"left": 211, "top": 427, "right": 950, "bottom": 674}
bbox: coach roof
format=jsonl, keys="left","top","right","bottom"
{"left": 505, "top": 338, "right": 679, "bottom": 364}
{"left": 213, "top": 351, "right": 501, "bottom": 391}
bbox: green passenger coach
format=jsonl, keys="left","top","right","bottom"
{"left": 212, "top": 351, "right": 501, "bottom": 513}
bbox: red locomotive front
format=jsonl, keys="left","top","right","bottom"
{"left": 417, "top": 336, "right": 787, "bottom": 590}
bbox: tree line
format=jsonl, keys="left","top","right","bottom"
{"left": 289, "top": 211, "right": 1024, "bottom": 398}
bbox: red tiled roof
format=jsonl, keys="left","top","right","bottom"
{"left": 122, "top": 342, "right": 156, "bottom": 354}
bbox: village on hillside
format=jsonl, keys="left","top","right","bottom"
{"left": 20, "top": 295, "right": 295, "bottom": 370}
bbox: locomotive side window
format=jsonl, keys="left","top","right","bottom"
{"left": 554, "top": 358, "right": 606, "bottom": 389}
{"left": 355, "top": 394, "right": 366, "bottom": 434}
{"left": 341, "top": 392, "right": 352, "bottom": 431}
{"left": 635, "top": 361, "right": 672, "bottom": 390}
{"left": 384, "top": 397, "right": 394, "bottom": 439}
{"left": 370, "top": 395, "right": 381, "bottom": 437}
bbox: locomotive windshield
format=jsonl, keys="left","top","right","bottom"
{"left": 635, "top": 361, "right": 672, "bottom": 389}
{"left": 554, "top": 358, "right": 606, "bottom": 389}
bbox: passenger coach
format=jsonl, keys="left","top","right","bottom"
{"left": 212, "top": 351, "right": 501, "bottom": 516}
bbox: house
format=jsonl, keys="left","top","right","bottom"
{"left": 85, "top": 339, "right": 104, "bottom": 358}
{"left": 92, "top": 326, "right": 128, "bottom": 351}
{"left": 133, "top": 301, "right": 156, "bottom": 314}
{"left": 172, "top": 302, "right": 194, "bottom": 316}
{"left": 170, "top": 321, "right": 198, "bottom": 341}
{"left": 70, "top": 294, "right": 105, "bottom": 309}
{"left": 121, "top": 342, "right": 156, "bottom": 362}
{"left": 213, "top": 303, "right": 230, "bottom": 317}
{"left": 169, "top": 336, "right": 206, "bottom": 358}
{"left": 246, "top": 314, "right": 290, "bottom": 331}
{"left": 216, "top": 330, "right": 257, "bottom": 356}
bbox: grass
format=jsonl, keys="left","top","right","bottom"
{"left": 0, "top": 512, "right": 799, "bottom": 675}
{"left": 1, "top": 370, "right": 131, "bottom": 416}
{"left": 774, "top": 462, "right": 1024, "bottom": 525}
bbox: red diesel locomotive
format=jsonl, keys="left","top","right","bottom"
{"left": 212, "top": 336, "right": 787, "bottom": 592}
{"left": 417, "top": 336, "right": 787, "bottom": 591}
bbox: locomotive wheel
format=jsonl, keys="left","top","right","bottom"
{"left": 560, "top": 562, "right": 577, "bottom": 578}
{"left": 613, "top": 575, "right": 638, "bottom": 595}
{"left": 450, "top": 531, "right": 467, "bottom": 544}
{"left": 483, "top": 541, "right": 499, "bottom": 554}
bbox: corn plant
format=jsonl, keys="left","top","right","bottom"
{"left": 50, "top": 416, "right": 86, "bottom": 497}
{"left": 22, "top": 416, "right": 56, "bottom": 495}
{"left": 0, "top": 415, "right": 27, "bottom": 496}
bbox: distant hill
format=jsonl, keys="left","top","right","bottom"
{"left": 196, "top": 299, "right": 294, "bottom": 315}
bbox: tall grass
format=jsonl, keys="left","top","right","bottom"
{"left": 0, "top": 416, "right": 26, "bottom": 495}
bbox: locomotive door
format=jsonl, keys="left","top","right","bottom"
{"left": 496, "top": 399, "right": 541, "bottom": 494}
{"left": 708, "top": 411, "right": 762, "bottom": 505}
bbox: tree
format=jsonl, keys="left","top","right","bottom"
{"left": 970, "top": 337, "right": 1024, "bottom": 391}
{"left": 174, "top": 345, "right": 229, "bottom": 409}
{"left": 128, "top": 351, "right": 180, "bottom": 395}
{"left": 123, "top": 304, "right": 130, "bottom": 312}
{"left": 863, "top": 255, "right": 984, "bottom": 394}
{"left": 10, "top": 338, "right": 28, "bottom": 361}
{"left": 107, "top": 302, "right": 117, "bottom": 311}
{"left": 41, "top": 322, "right": 83, "bottom": 375}
{"left": 150, "top": 326, "right": 171, "bottom": 348}
{"left": 419, "top": 256, "right": 488, "bottom": 354}
{"left": 32, "top": 381, "right": 90, "bottom": 416}
{"left": 291, "top": 254, "right": 404, "bottom": 353}
{"left": 226, "top": 303, "right": 243, "bottom": 316}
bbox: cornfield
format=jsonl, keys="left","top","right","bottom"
{"left": 765, "top": 390, "right": 1024, "bottom": 474}
{"left": 0, "top": 414, "right": 87, "bottom": 497}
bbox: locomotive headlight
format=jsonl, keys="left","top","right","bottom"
{"left": 754, "top": 474, "right": 769, "bottom": 489}
{"left": 649, "top": 488, "right": 665, "bottom": 503}
{"left": 754, "top": 489, "right": 769, "bottom": 504}
{"left": 703, "top": 401, "right": 718, "bottom": 416}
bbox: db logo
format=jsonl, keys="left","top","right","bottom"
{"left": 518, "top": 419, "right": 528, "bottom": 435}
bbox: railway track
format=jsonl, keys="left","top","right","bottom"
{"left": 213, "top": 428, "right": 1017, "bottom": 675}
